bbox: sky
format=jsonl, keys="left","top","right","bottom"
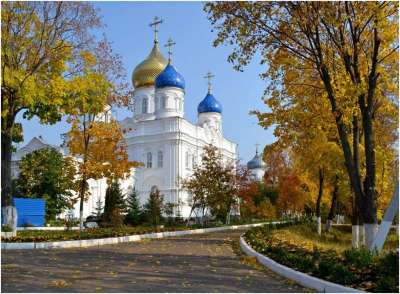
{"left": 16, "top": 1, "right": 276, "bottom": 163}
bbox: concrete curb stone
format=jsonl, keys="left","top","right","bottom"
{"left": 239, "top": 235, "right": 363, "bottom": 293}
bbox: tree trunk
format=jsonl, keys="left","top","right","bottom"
{"left": 326, "top": 175, "right": 339, "bottom": 232}
{"left": 79, "top": 178, "right": 86, "bottom": 230}
{"left": 361, "top": 112, "right": 378, "bottom": 248}
{"left": 1, "top": 128, "right": 13, "bottom": 208}
{"left": 319, "top": 66, "right": 364, "bottom": 206}
{"left": 1, "top": 123, "right": 16, "bottom": 228}
{"left": 316, "top": 167, "right": 324, "bottom": 235}
{"left": 351, "top": 114, "right": 363, "bottom": 248}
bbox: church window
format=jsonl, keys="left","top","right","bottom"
{"left": 162, "top": 96, "right": 167, "bottom": 109}
{"left": 142, "top": 98, "right": 148, "bottom": 114}
{"left": 185, "top": 151, "right": 190, "bottom": 169}
{"left": 146, "top": 152, "right": 152, "bottom": 168}
{"left": 179, "top": 100, "right": 183, "bottom": 110}
{"left": 157, "top": 151, "right": 163, "bottom": 168}
{"left": 192, "top": 155, "right": 196, "bottom": 169}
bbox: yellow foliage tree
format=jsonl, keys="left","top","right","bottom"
{"left": 1, "top": 2, "right": 101, "bottom": 226}
{"left": 205, "top": 1, "right": 398, "bottom": 249}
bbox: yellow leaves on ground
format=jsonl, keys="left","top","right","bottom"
{"left": 49, "top": 279, "right": 70, "bottom": 288}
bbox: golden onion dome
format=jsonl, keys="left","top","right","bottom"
{"left": 132, "top": 42, "right": 168, "bottom": 88}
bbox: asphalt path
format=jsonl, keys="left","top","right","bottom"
{"left": 1, "top": 230, "right": 306, "bottom": 292}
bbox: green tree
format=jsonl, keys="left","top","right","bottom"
{"left": 1, "top": 2, "right": 101, "bottom": 226}
{"left": 125, "top": 188, "right": 143, "bottom": 226}
{"left": 164, "top": 202, "right": 176, "bottom": 226}
{"left": 144, "top": 188, "right": 164, "bottom": 227}
{"left": 14, "top": 148, "right": 76, "bottom": 221}
{"left": 102, "top": 181, "right": 126, "bottom": 227}
{"left": 93, "top": 198, "right": 104, "bottom": 219}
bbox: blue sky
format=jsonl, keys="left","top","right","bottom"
{"left": 16, "top": 1, "right": 275, "bottom": 163}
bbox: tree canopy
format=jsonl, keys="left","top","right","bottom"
{"left": 1, "top": 2, "right": 102, "bottom": 210}
{"left": 205, "top": 1, "right": 398, "bottom": 249}
{"left": 13, "top": 148, "right": 77, "bottom": 221}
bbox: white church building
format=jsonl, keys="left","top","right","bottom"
{"left": 11, "top": 19, "right": 240, "bottom": 220}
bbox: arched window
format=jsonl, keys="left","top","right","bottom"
{"left": 146, "top": 152, "right": 152, "bottom": 168}
{"left": 142, "top": 98, "right": 148, "bottom": 114}
{"left": 157, "top": 151, "right": 163, "bottom": 168}
{"left": 162, "top": 96, "right": 167, "bottom": 109}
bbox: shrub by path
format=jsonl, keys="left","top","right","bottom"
{"left": 1, "top": 230, "right": 306, "bottom": 293}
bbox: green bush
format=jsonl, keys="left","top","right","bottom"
{"left": 344, "top": 247, "right": 375, "bottom": 268}
{"left": 373, "top": 251, "right": 399, "bottom": 293}
{"left": 374, "top": 276, "right": 398, "bottom": 293}
{"left": 1, "top": 225, "right": 13, "bottom": 232}
{"left": 317, "top": 259, "right": 336, "bottom": 278}
{"left": 330, "top": 263, "right": 356, "bottom": 285}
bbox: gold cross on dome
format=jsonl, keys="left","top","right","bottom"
{"left": 204, "top": 71, "right": 215, "bottom": 94}
{"left": 165, "top": 37, "right": 176, "bottom": 63}
{"left": 255, "top": 143, "right": 260, "bottom": 154}
{"left": 149, "top": 16, "right": 163, "bottom": 43}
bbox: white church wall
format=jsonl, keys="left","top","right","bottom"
{"left": 155, "top": 87, "right": 184, "bottom": 119}
{"left": 133, "top": 86, "right": 156, "bottom": 121}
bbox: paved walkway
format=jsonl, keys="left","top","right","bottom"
{"left": 1, "top": 230, "right": 306, "bottom": 292}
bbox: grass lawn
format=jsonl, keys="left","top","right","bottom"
{"left": 272, "top": 224, "right": 398, "bottom": 252}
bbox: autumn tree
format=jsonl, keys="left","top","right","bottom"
{"left": 13, "top": 148, "right": 77, "bottom": 221}
{"left": 66, "top": 36, "right": 137, "bottom": 229}
{"left": 1, "top": 2, "right": 102, "bottom": 228}
{"left": 205, "top": 2, "right": 398, "bottom": 249}
{"left": 68, "top": 119, "right": 139, "bottom": 229}
{"left": 182, "top": 145, "right": 237, "bottom": 225}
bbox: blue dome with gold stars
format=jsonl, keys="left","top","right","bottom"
{"left": 197, "top": 93, "right": 222, "bottom": 113}
{"left": 155, "top": 64, "right": 185, "bottom": 90}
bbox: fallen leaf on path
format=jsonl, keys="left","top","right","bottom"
{"left": 50, "top": 279, "right": 70, "bottom": 288}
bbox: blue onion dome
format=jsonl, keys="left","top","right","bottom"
{"left": 197, "top": 93, "right": 222, "bottom": 113}
{"left": 247, "top": 151, "right": 266, "bottom": 169}
{"left": 155, "top": 63, "right": 185, "bottom": 90}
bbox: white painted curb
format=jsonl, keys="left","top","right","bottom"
{"left": 17, "top": 226, "right": 80, "bottom": 231}
{"left": 240, "top": 236, "right": 364, "bottom": 293}
{"left": 1, "top": 222, "right": 273, "bottom": 250}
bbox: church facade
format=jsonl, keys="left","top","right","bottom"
{"left": 119, "top": 27, "right": 237, "bottom": 217}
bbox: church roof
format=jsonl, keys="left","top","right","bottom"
{"left": 12, "top": 136, "right": 59, "bottom": 161}
{"left": 155, "top": 63, "right": 185, "bottom": 90}
{"left": 197, "top": 93, "right": 222, "bottom": 114}
{"left": 247, "top": 151, "right": 266, "bottom": 169}
{"left": 132, "top": 42, "right": 168, "bottom": 88}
